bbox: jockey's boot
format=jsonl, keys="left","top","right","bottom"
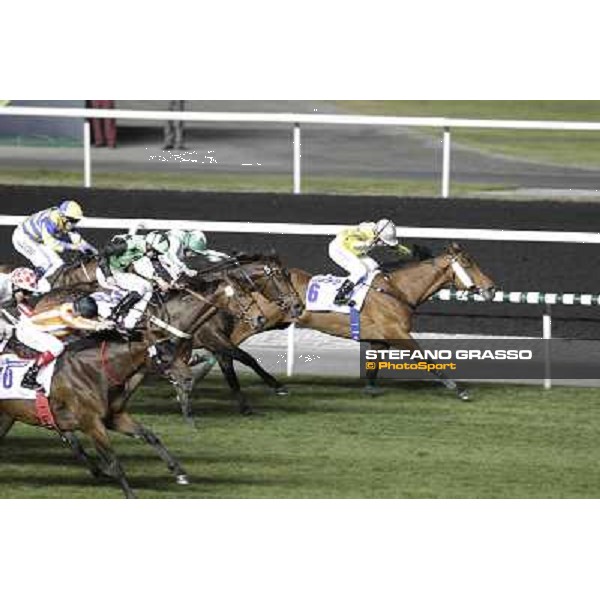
{"left": 118, "top": 291, "right": 151, "bottom": 330}
{"left": 111, "top": 292, "right": 142, "bottom": 323}
{"left": 21, "top": 351, "right": 56, "bottom": 390}
{"left": 333, "top": 279, "right": 355, "bottom": 305}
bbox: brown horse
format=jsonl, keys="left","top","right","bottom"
{"left": 175, "top": 253, "right": 304, "bottom": 417}
{"left": 0, "top": 271, "right": 261, "bottom": 497}
{"left": 206, "top": 243, "right": 495, "bottom": 400}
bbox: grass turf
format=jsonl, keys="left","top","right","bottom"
{"left": 0, "top": 168, "right": 509, "bottom": 197}
{"left": 336, "top": 101, "right": 600, "bottom": 169}
{"left": 1, "top": 376, "right": 599, "bottom": 499}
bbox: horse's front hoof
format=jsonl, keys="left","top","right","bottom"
{"left": 274, "top": 386, "right": 289, "bottom": 396}
{"left": 176, "top": 474, "right": 190, "bottom": 486}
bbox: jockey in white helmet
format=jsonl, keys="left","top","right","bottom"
{"left": 328, "top": 218, "right": 411, "bottom": 305}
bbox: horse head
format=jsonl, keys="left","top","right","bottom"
{"left": 445, "top": 242, "right": 496, "bottom": 300}
{"left": 235, "top": 253, "right": 304, "bottom": 319}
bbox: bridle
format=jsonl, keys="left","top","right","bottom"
{"left": 245, "top": 259, "right": 302, "bottom": 314}
{"left": 181, "top": 265, "right": 267, "bottom": 327}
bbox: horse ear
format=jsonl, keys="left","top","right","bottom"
{"left": 448, "top": 242, "right": 461, "bottom": 253}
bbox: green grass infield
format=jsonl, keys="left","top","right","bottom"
{"left": 1, "top": 375, "right": 599, "bottom": 499}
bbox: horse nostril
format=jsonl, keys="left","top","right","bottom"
{"left": 257, "top": 316, "right": 267, "bottom": 328}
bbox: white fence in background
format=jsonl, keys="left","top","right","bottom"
{"left": 2, "top": 105, "right": 600, "bottom": 196}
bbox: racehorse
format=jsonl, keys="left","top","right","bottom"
{"left": 0, "top": 268, "right": 265, "bottom": 497}
{"left": 209, "top": 243, "right": 495, "bottom": 401}
{"left": 175, "top": 252, "right": 304, "bottom": 417}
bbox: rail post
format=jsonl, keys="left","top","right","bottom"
{"left": 293, "top": 123, "right": 301, "bottom": 194}
{"left": 543, "top": 304, "right": 552, "bottom": 390}
{"left": 442, "top": 126, "right": 451, "bottom": 198}
{"left": 83, "top": 121, "right": 91, "bottom": 188}
{"left": 286, "top": 322, "right": 296, "bottom": 376}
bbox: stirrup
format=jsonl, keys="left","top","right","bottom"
{"left": 334, "top": 281, "right": 355, "bottom": 305}
{"left": 21, "top": 369, "right": 41, "bottom": 390}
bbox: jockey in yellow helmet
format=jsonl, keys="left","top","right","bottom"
{"left": 12, "top": 200, "right": 98, "bottom": 287}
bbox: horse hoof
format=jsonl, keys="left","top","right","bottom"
{"left": 363, "top": 385, "right": 384, "bottom": 397}
{"left": 241, "top": 407, "right": 255, "bottom": 416}
{"left": 176, "top": 474, "right": 190, "bottom": 486}
{"left": 457, "top": 389, "right": 471, "bottom": 402}
{"left": 275, "top": 386, "right": 289, "bottom": 396}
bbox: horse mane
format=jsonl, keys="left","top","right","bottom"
{"left": 31, "top": 281, "right": 98, "bottom": 309}
{"left": 234, "top": 251, "right": 280, "bottom": 264}
{"left": 49, "top": 255, "right": 97, "bottom": 283}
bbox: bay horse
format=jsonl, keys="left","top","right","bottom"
{"left": 0, "top": 269, "right": 263, "bottom": 497}
{"left": 202, "top": 243, "right": 495, "bottom": 401}
{"left": 174, "top": 252, "right": 304, "bottom": 417}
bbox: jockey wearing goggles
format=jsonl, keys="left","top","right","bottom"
{"left": 328, "top": 219, "right": 411, "bottom": 305}
{"left": 12, "top": 200, "right": 98, "bottom": 287}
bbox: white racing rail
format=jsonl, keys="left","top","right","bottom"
{"left": 3, "top": 105, "right": 600, "bottom": 196}
{"left": 1, "top": 215, "right": 600, "bottom": 245}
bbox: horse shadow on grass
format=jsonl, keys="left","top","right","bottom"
{"left": 134, "top": 380, "right": 454, "bottom": 419}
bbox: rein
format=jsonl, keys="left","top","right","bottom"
{"left": 81, "top": 261, "right": 92, "bottom": 282}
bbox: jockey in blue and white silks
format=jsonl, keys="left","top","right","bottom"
{"left": 12, "top": 200, "right": 98, "bottom": 286}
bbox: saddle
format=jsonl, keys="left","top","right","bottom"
{"left": 305, "top": 271, "right": 379, "bottom": 314}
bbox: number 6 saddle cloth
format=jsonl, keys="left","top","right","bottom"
{"left": 0, "top": 355, "right": 56, "bottom": 400}
{"left": 305, "top": 271, "right": 379, "bottom": 314}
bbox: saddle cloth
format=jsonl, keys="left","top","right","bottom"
{"left": 305, "top": 271, "right": 379, "bottom": 314}
{"left": 0, "top": 354, "right": 56, "bottom": 400}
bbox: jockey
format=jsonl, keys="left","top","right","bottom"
{"left": 19, "top": 295, "right": 112, "bottom": 390}
{"left": 329, "top": 218, "right": 411, "bottom": 305}
{"left": 97, "top": 231, "right": 172, "bottom": 329}
{"left": 147, "top": 229, "right": 199, "bottom": 281}
{"left": 0, "top": 267, "right": 50, "bottom": 313}
{"left": 166, "top": 229, "right": 230, "bottom": 264}
{"left": 12, "top": 200, "right": 98, "bottom": 287}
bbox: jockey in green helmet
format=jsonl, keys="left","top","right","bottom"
{"left": 166, "top": 229, "right": 230, "bottom": 264}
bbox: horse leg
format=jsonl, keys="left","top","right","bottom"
{"left": 0, "top": 414, "right": 15, "bottom": 441}
{"left": 189, "top": 349, "right": 218, "bottom": 383}
{"left": 59, "top": 431, "right": 106, "bottom": 479}
{"left": 228, "top": 346, "right": 288, "bottom": 396}
{"left": 215, "top": 352, "right": 254, "bottom": 415}
{"left": 391, "top": 336, "right": 470, "bottom": 401}
{"left": 363, "top": 341, "right": 388, "bottom": 396}
{"left": 108, "top": 411, "right": 189, "bottom": 485}
{"left": 86, "top": 419, "right": 137, "bottom": 499}
{"left": 173, "top": 375, "right": 196, "bottom": 428}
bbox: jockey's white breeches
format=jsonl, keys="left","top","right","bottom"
{"left": 328, "top": 240, "right": 379, "bottom": 285}
{"left": 96, "top": 268, "right": 153, "bottom": 329}
{"left": 97, "top": 268, "right": 153, "bottom": 296}
{"left": 12, "top": 227, "right": 64, "bottom": 280}
{"left": 14, "top": 320, "right": 64, "bottom": 356}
